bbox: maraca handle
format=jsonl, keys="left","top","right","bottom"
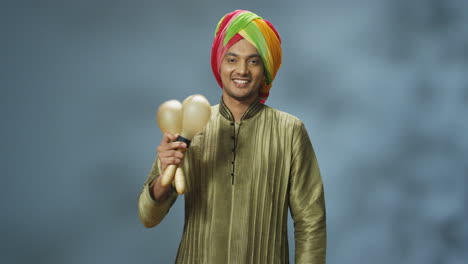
{"left": 174, "top": 167, "right": 186, "bottom": 194}
{"left": 160, "top": 165, "right": 186, "bottom": 194}
{"left": 160, "top": 164, "right": 177, "bottom": 187}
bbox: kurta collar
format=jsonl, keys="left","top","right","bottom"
{"left": 219, "top": 97, "right": 264, "bottom": 121}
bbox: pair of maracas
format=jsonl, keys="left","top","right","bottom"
{"left": 157, "top": 95, "right": 211, "bottom": 194}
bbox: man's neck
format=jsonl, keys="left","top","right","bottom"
{"left": 222, "top": 94, "right": 258, "bottom": 123}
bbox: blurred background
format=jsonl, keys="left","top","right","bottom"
{"left": 2, "top": 0, "right": 467, "bottom": 263}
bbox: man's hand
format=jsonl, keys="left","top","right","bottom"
{"left": 157, "top": 133, "right": 187, "bottom": 173}
{"left": 151, "top": 133, "right": 187, "bottom": 201}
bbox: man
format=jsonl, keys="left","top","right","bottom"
{"left": 138, "top": 10, "right": 326, "bottom": 263}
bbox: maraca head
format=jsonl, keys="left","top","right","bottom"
{"left": 180, "top": 95, "right": 211, "bottom": 139}
{"left": 182, "top": 95, "right": 194, "bottom": 105}
{"left": 157, "top": 100, "right": 183, "bottom": 134}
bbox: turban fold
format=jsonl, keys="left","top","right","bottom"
{"left": 211, "top": 10, "right": 282, "bottom": 104}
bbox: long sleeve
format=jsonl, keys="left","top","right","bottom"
{"left": 138, "top": 157, "right": 178, "bottom": 228}
{"left": 289, "top": 121, "right": 327, "bottom": 264}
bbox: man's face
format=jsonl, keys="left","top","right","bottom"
{"left": 220, "top": 39, "right": 265, "bottom": 103}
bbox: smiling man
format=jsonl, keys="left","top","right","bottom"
{"left": 220, "top": 39, "right": 265, "bottom": 108}
{"left": 138, "top": 10, "right": 326, "bottom": 264}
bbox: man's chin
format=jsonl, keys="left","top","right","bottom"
{"left": 225, "top": 92, "right": 257, "bottom": 103}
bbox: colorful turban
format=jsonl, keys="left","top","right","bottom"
{"left": 211, "top": 10, "right": 282, "bottom": 104}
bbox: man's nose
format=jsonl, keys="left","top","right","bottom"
{"left": 236, "top": 61, "right": 248, "bottom": 75}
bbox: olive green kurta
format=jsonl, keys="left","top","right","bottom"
{"left": 138, "top": 99, "right": 326, "bottom": 263}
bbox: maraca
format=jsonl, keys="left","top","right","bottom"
{"left": 170, "top": 95, "right": 194, "bottom": 193}
{"left": 157, "top": 99, "right": 183, "bottom": 135}
{"left": 156, "top": 100, "right": 185, "bottom": 193}
{"left": 157, "top": 95, "right": 211, "bottom": 194}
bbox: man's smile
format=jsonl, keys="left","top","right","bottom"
{"left": 232, "top": 78, "right": 251, "bottom": 88}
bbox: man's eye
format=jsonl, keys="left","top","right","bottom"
{"left": 227, "top": 58, "right": 236, "bottom": 63}
{"left": 249, "top": 60, "right": 259, "bottom": 64}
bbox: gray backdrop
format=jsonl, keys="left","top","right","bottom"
{"left": 2, "top": 0, "right": 467, "bottom": 263}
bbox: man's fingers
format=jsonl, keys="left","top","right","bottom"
{"left": 160, "top": 133, "right": 186, "bottom": 147}
{"left": 157, "top": 142, "right": 187, "bottom": 153}
{"left": 159, "top": 150, "right": 184, "bottom": 159}
{"left": 157, "top": 134, "right": 187, "bottom": 169}
{"left": 169, "top": 133, "right": 179, "bottom": 142}
{"left": 161, "top": 133, "right": 175, "bottom": 144}
{"left": 160, "top": 133, "right": 170, "bottom": 144}
{"left": 169, "top": 141, "right": 187, "bottom": 150}
{"left": 160, "top": 157, "right": 182, "bottom": 165}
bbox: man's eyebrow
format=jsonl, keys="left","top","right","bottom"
{"left": 225, "top": 52, "right": 261, "bottom": 58}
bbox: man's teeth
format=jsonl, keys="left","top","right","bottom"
{"left": 234, "top": 80, "right": 249, "bottom": 84}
